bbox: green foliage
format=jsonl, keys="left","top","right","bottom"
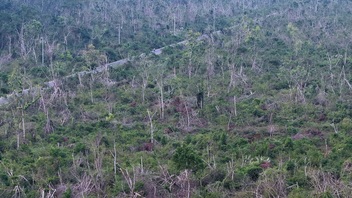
{"left": 1, "top": 0, "right": 352, "bottom": 197}
{"left": 340, "top": 118, "right": 352, "bottom": 133}
{"left": 74, "top": 142, "right": 87, "bottom": 154}
{"left": 246, "top": 166, "right": 262, "bottom": 181}
{"left": 317, "top": 191, "right": 334, "bottom": 198}
{"left": 201, "top": 169, "right": 226, "bottom": 186}
{"left": 287, "top": 171, "right": 310, "bottom": 188}
{"left": 63, "top": 188, "right": 72, "bottom": 198}
{"left": 172, "top": 144, "right": 205, "bottom": 173}
{"left": 288, "top": 188, "right": 310, "bottom": 198}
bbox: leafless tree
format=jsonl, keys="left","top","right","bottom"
{"left": 147, "top": 109, "right": 156, "bottom": 144}
{"left": 256, "top": 169, "right": 287, "bottom": 198}
{"left": 307, "top": 168, "right": 352, "bottom": 197}
{"left": 175, "top": 169, "right": 192, "bottom": 198}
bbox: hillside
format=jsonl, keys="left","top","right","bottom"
{"left": 1, "top": 0, "right": 352, "bottom": 197}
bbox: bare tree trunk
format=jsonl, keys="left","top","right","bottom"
{"left": 18, "top": 25, "right": 27, "bottom": 59}
{"left": 50, "top": 56, "right": 54, "bottom": 79}
{"left": 141, "top": 62, "right": 149, "bottom": 104}
{"left": 186, "top": 170, "right": 190, "bottom": 198}
{"left": 64, "top": 31, "right": 70, "bottom": 51}
{"left": 113, "top": 142, "right": 117, "bottom": 177}
{"left": 330, "top": 123, "right": 338, "bottom": 134}
{"left": 90, "top": 74, "right": 94, "bottom": 103}
{"left": 17, "top": 131, "right": 20, "bottom": 150}
{"left": 184, "top": 101, "right": 190, "bottom": 128}
{"left": 147, "top": 109, "right": 156, "bottom": 144}
{"left": 40, "top": 37, "right": 44, "bottom": 66}
{"left": 32, "top": 47, "right": 38, "bottom": 64}
{"left": 227, "top": 64, "right": 236, "bottom": 93}
{"left": 188, "top": 59, "right": 192, "bottom": 79}
{"left": 142, "top": 82, "right": 146, "bottom": 104}
{"left": 226, "top": 158, "right": 235, "bottom": 180}
{"left": 131, "top": 10, "right": 136, "bottom": 33}
{"left": 117, "top": 24, "right": 121, "bottom": 45}
{"left": 21, "top": 108, "right": 25, "bottom": 140}
{"left": 173, "top": 13, "right": 176, "bottom": 35}
{"left": 234, "top": 96, "right": 237, "bottom": 117}
{"left": 47, "top": 40, "right": 56, "bottom": 79}
{"left": 78, "top": 73, "right": 83, "bottom": 87}
{"left": 213, "top": 7, "right": 216, "bottom": 31}
{"left": 140, "top": 156, "right": 144, "bottom": 174}
{"left": 120, "top": 166, "right": 136, "bottom": 197}
{"left": 157, "top": 80, "right": 164, "bottom": 120}
{"left": 8, "top": 36, "right": 12, "bottom": 55}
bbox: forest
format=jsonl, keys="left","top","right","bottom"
{"left": 1, "top": 0, "right": 352, "bottom": 197}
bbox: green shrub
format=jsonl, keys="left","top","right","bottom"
{"left": 74, "top": 142, "right": 87, "bottom": 154}
{"left": 172, "top": 144, "right": 205, "bottom": 173}
{"left": 287, "top": 172, "right": 310, "bottom": 188}
{"left": 340, "top": 118, "right": 352, "bottom": 133}
{"left": 288, "top": 188, "right": 310, "bottom": 198}
{"left": 241, "top": 164, "right": 262, "bottom": 181}
{"left": 63, "top": 188, "right": 72, "bottom": 198}
{"left": 201, "top": 169, "right": 226, "bottom": 186}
